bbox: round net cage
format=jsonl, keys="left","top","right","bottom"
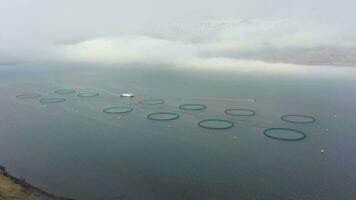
{"left": 103, "top": 106, "right": 133, "bottom": 114}
{"left": 179, "top": 104, "right": 207, "bottom": 110}
{"left": 198, "top": 119, "right": 234, "bottom": 130}
{"left": 147, "top": 112, "right": 180, "bottom": 121}
{"left": 16, "top": 93, "right": 42, "bottom": 99}
{"left": 263, "top": 128, "right": 306, "bottom": 141}
{"left": 224, "top": 108, "right": 256, "bottom": 116}
{"left": 77, "top": 92, "right": 100, "bottom": 97}
{"left": 281, "top": 114, "right": 315, "bottom": 124}
{"left": 139, "top": 99, "right": 165, "bottom": 105}
{"left": 40, "top": 98, "right": 66, "bottom": 104}
{"left": 55, "top": 89, "right": 76, "bottom": 94}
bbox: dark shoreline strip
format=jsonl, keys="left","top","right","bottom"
{"left": 0, "top": 165, "right": 76, "bottom": 200}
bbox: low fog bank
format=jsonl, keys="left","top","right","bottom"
{"left": 0, "top": 18, "right": 356, "bottom": 68}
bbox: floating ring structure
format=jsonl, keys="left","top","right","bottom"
{"left": 40, "top": 98, "right": 66, "bottom": 104}
{"left": 281, "top": 114, "right": 315, "bottom": 124}
{"left": 224, "top": 108, "right": 256, "bottom": 116}
{"left": 139, "top": 99, "right": 165, "bottom": 105}
{"left": 16, "top": 93, "right": 42, "bottom": 99}
{"left": 77, "top": 92, "right": 100, "bottom": 97}
{"left": 263, "top": 128, "right": 306, "bottom": 141}
{"left": 55, "top": 89, "right": 76, "bottom": 94}
{"left": 147, "top": 112, "right": 180, "bottom": 121}
{"left": 103, "top": 106, "right": 133, "bottom": 114}
{"left": 179, "top": 104, "right": 207, "bottom": 110}
{"left": 198, "top": 119, "right": 234, "bottom": 129}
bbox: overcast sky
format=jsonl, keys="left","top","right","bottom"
{"left": 1, "top": 0, "right": 355, "bottom": 67}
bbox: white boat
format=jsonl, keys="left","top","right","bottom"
{"left": 120, "top": 93, "right": 134, "bottom": 98}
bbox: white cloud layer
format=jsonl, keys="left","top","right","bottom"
{"left": 48, "top": 18, "right": 356, "bottom": 69}
{"left": 1, "top": 0, "right": 356, "bottom": 70}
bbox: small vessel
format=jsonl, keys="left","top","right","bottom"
{"left": 120, "top": 93, "right": 134, "bottom": 98}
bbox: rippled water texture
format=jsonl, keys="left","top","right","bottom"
{"left": 0, "top": 64, "right": 356, "bottom": 200}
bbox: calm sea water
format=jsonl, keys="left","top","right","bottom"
{"left": 0, "top": 64, "right": 356, "bottom": 200}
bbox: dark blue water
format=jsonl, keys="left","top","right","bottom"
{"left": 0, "top": 64, "right": 356, "bottom": 200}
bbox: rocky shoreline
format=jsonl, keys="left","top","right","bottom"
{"left": 0, "top": 165, "right": 76, "bottom": 200}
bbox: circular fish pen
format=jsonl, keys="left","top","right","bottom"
{"left": 281, "top": 114, "right": 316, "bottom": 124}
{"left": 198, "top": 119, "right": 234, "bottom": 130}
{"left": 263, "top": 128, "right": 306, "bottom": 141}
{"left": 139, "top": 99, "right": 165, "bottom": 105}
{"left": 179, "top": 104, "right": 207, "bottom": 110}
{"left": 55, "top": 89, "right": 76, "bottom": 94}
{"left": 224, "top": 108, "right": 256, "bottom": 116}
{"left": 147, "top": 112, "right": 180, "bottom": 121}
{"left": 77, "top": 92, "right": 100, "bottom": 97}
{"left": 103, "top": 106, "right": 133, "bottom": 114}
{"left": 40, "top": 98, "right": 66, "bottom": 104}
{"left": 16, "top": 93, "right": 42, "bottom": 99}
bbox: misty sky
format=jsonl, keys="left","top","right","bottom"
{"left": 1, "top": 0, "right": 355, "bottom": 67}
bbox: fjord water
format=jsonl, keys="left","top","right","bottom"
{"left": 0, "top": 64, "right": 356, "bottom": 200}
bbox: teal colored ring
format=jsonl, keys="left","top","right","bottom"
{"left": 147, "top": 112, "right": 180, "bottom": 121}
{"left": 40, "top": 97, "right": 66, "bottom": 104}
{"left": 103, "top": 106, "right": 133, "bottom": 114}
{"left": 179, "top": 104, "right": 207, "bottom": 110}
{"left": 16, "top": 93, "right": 42, "bottom": 99}
{"left": 198, "top": 119, "right": 234, "bottom": 130}
{"left": 77, "top": 92, "right": 100, "bottom": 97}
{"left": 263, "top": 128, "right": 306, "bottom": 141}
{"left": 281, "top": 114, "right": 316, "bottom": 124}
{"left": 139, "top": 99, "right": 165, "bottom": 105}
{"left": 55, "top": 89, "right": 76, "bottom": 94}
{"left": 224, "top": 108, "right": 256, "bottom": 116}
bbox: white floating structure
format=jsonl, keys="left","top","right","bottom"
{"left": 120, "top": 93, "right": 134, "bottom": 98}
